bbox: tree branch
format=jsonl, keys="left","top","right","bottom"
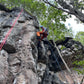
{"left": 43, "top": 0, "right": 84, "bottom": 23}
{"left": 43, "top": 0, "right": 74, "bottom": 14}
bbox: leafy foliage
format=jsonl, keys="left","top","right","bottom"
{"left": 74, "top": 31, "right": 84, "bottom": 74}
{"left": 73, "top": 32, "right": 84, "bottom": 74}
{"left": 75, "top": 31, "right": 84, "bottom": 45}
{"left": 73, "top": 60, "right": 84, "bottom": 74}
{"left": 39, "top": 6, "right": 73, "bottom": 41}
{"left": 42, "top": 0, "right": 84, "bottom": 23}
{"left": 0, "top": 0, "right": 73, "bottom": 41}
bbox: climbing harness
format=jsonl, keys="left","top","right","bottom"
{"left": 0, "top": 9, "right": 23, "bottom": 50}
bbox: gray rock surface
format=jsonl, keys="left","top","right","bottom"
{"left": 0, "top": 6, "right": 84, "bottom": 84}
{"left": 0, "top": 50, "right": 9, "bottom": 84}
{"left": 0, "top": 8, "right": 38, "bottom": 84}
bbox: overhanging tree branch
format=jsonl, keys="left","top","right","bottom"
{"left": 43, "top": 0, "right": 84, "bottom": 23}
{"left": 43, "top": 0, "right": 74, "bottom": 14}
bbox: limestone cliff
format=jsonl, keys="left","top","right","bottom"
{"left": 0, "top": 6, "right": 84, "bottom": 84}
{"left": 0, "top": 7, "right": 39, "bottom": 84}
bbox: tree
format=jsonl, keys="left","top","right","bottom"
{"left": 39, "top": 5, "right": 73, "bottom": 41}
{"left": 42, "top": 0, "right": 84, "bottom": 23}
{"left": 0, "top": 0, "right": 47, "bottom": 20}
{"left": 0, "top": 0, "right": 73, "bottom": 41}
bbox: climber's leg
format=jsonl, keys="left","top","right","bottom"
{"left": 37, "top": 40, "right": 41, "bottom": 48}
{"left": 36, "top": 32, "right": 42, "bottom": 48}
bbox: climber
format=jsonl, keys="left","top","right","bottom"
{"left": 36, "top": 25, "right": 48, "bottom": 41}
{"left": 36, "top": 25, "right": 48, "bottom": 48}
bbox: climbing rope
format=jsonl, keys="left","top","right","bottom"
{"left": 0, "top": 9, "right": 23, "bottom": 51}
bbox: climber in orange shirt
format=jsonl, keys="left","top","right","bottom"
{"left": 36, "top": 25, "right": 48, "bottom": 41}
{"left": 36, "top": 25, "right": 48, "bottom": 48}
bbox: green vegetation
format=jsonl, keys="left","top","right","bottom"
{"left": 60, "top": 45, "right": 66, "bottom": 50}
{"left": 42, "top": 0, "right": 84, "bottom": 23}
{"left": 0, "top": 0, "right": 73, "bottom": 41}
{"left": 73, "top": 60, "right": 84, "bottom": 74}
{"left": 75, "top": 31, "right": 84, "bottom": 45}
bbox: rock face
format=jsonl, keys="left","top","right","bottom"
{"left": 0, "top": 6, "right": 84, "bottom": 84}
{"left": 37, "top": 40, "right": 84, "bottom": 84}
{"left": 0, "top": 7, "right": 38, "bottom": 84}
{"left": 57, "top": 38, "right": 84, "bottom": 68}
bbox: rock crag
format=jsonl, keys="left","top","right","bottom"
{"left": 0, "top": 6, "right": 84, "bottom": 84}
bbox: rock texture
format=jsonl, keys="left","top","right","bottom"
{"left": 0, "top": 7, "right": 39, "bottom": 84}
{"left": 0, "top": 6, "right": 84, "bottom": 84}
{"left": 57, "top": 38, "right": 84, "bottom": 68}
{"left": 37, "top": 39, "right": 84, "bottom": 84}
